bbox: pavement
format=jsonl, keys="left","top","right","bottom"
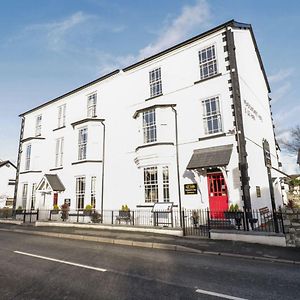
{"left": 0, "top": 222, "right": 300, "bottom": 264}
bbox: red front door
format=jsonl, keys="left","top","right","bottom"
{"left": 207, "top": 173, "right": 228, "bottom": 218}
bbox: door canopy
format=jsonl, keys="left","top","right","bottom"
{"left": 37, "top": 174, "right": 65, "bottom": 193}
{"left": 187, "top": 144, "right": 233, "bottom": 170}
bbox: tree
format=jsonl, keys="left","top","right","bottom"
{"left": 280, "top": 125, "right": 300, "bottom": 154}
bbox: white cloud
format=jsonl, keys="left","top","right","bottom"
{"left": 279, "top": 151, "right": 299, "bottom": 174}
{"left": 25, "top": 12, "right": 92, "bottom": 51}
{"left": 95, "top": 0, "right": 211, "bottom": 74}
{"left": 269, "top": 68, "right": 294, "bottom": 83}
{"left": 271, "top": 82, "right": 291, "bottom": 103}
{"left": 137, "top": 0, "right": 211, "bottom": 60}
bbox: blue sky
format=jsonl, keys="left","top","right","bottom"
{"left": 0, "top": 0, "right": 299, "bottom": 172}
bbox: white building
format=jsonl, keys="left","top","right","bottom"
{"left": 0, "top": 160, "right": 16, "bottom": 208}
{"left": 15, "top": 20, "right": 286, "bottom": 218}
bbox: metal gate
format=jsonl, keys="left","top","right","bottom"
{"left": 183, "top": 209, "right": 210, "bottom": 237}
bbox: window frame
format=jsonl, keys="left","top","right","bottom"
{"left": 76, "top": 176, "right": 86, "bottom": 210}
{"left": 87, "top": 93, "right": 97, "bottom": 118}
{"left": 91, "top": 176, "right": 96, "bottom": 208}
{"left": 202, "top": 96, "right": 223, "bottom": 135}
{"left": 142, "top": 109, "right": 157, "bottom": 144}
{"left": 55, "top": 137, "right": 64, "bottom": 168}
{"left": 35, "top": 114, "right": 42, "bottom": 137}
{"left": 31, "top": 183, "right": 37, "bottom": 210}
{"left": 22, "top": 183, "right": 28, "bottom": 209}
{"left": 57, "top": 104, "right": 66, "bottom": 128}
{"left": 78, "top": 127, "right": 88, "bottom": 161}
{"left": 198, "top": 44, "right": 218, "bottom": 80}
{"left": 143, "top": 165, "right": 170, "bottom": 203}
{"left": 25, "top": 144, "right": 31, "bottom": 171}
{"left": 149, "top": 67, "right": 162, "bottom": 98}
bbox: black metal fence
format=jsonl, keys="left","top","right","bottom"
{"left": 183, "top": 208, "right": 285, "bottom": 236}
{"left": 46, "top": 209, "right": 182, "bottom": 228}
{"left": 0, "top": 208, "right": 39, "bottom": 223}
{"left": 0, "top": 207, "right": 285, "bottom": 236}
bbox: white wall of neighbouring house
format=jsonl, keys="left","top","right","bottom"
{"left": 0, "top": 163, "right": 16, "bottom": 208}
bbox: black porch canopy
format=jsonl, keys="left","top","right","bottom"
{"left": 187, "top": 144, "right": 233, "bottom": 169}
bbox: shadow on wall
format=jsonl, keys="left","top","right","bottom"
{"left": 183, "top": 169, "right": 204, "bottom": 204}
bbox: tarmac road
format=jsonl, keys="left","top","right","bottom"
{"left": 0, "top": 230, "right": 299, "bottom": 300}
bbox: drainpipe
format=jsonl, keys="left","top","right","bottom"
{"left": 13, "top": 116, "right": 25, "bottom": 213}
{"left": 171, "top": 107, "right": 183, "bottom": 228}
{"left": 100, "top": 120, "right": 106, "bottom": 222}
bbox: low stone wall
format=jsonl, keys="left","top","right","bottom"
{"left": 282, "top": 208, "right": 300, "bottom": 247}
{"left": 210, "top": 230, "right": 286, "bottom": 247}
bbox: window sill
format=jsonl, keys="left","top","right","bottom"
{"left": 53, "top": 126, "right": 66, "bottom": 132}
{"left": 20, "top": 170, "right": 42, "bottom": 174}
{"left": 198, "top": 132, "right": 226, "bottom": 141}
{"left": 145, "top": 93, "right": 163, "bottom": 101}
{"left": 71, "top": 117, "right": 104, "bottom": 128}
{"left": 49, "top": 167, "right": 63, "bottom": 171}
{"left": 136, "top": 204, "right": 178, "bottom": 208}
{"left": 135, "top": 142, "right": 174, "bottom": 151}
{"left": 194, "top": 73, "right": 222, "bottom": 85}
{"left": 21, "top": 136, "right": 45, "bottom": 143}
{"left": 71, "top": 160, "right": 102, "bottom": 165}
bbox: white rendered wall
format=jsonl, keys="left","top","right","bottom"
{"left": 0, "top": 164, "right": 16, "bottom": 208}
{"left": 16, "top": 26, "right": 277, "bottom": 214}
{"left": 233, "top": 28, "right": 282, "bottom": 210}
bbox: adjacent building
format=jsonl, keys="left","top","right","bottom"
{"left": 0, "top": 160, "right": 16, "bottom": 208}
{"left": 15, "top": 20, "right": 287, "bottom": 218}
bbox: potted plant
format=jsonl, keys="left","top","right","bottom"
{"left": 51, "top": 204, "right": 60, "bottom": 214}
{"left": 119, "top": 205, "right": 130, "bottom": 218}
{"left": 16, "top": 206, "right": 23, "bottom": 215}
{"left": 61, "top": 203, "right": 69, "bottom": 221}
{"left": 91, "top": 210, "right": 102, "bottom": 223}
{"left": 224, "top": 204, "right": 243, "bottom": 219}
{"left": 84, "top": 204, "right": 93, "bottom": 216}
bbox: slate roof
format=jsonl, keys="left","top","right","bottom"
{"left": 187, "top": 144, "right": 233, "bottom": 169}
{"left": 0, "top": 160, "right": 17, "bottom": 169}
{"left": 44, "top": 174, "right": 65, "bottom": 192}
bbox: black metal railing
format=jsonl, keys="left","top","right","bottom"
{"left": 183, "top": 208, "right": 285, "bottom": 236}
{"left": 0, "top": 208, "right": 39, "bottom": 223}
{"left": 46, "top": 209, "right": 182, "bottom": 228}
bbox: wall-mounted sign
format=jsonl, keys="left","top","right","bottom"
{"left": 262, "top": 140, "right": 272, "bottom": 168}
{"left": 184, "top": 184, "right": 197, "bottom": 195}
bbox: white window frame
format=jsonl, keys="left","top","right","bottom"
{"left": 76, "top": 176, "right": 86, "bottom": 210}
{"left": 198, "top": 45, "right": 218, "bottom": 80}
{"left": 149, "top": 68, "right": 162, "bottom": 98}
{"left": 143, "top": 165, "right": 170, "bottom": 203}
{"left": 91, "top": 176, "right": 96, "bottom": 208}
{"left": 58, "top": 104, "right": 66, "bottom": 128}
{"left": 55, "top": 137, "right": 64, "bottom": 168}
{"left": 35, "top": 114, "right": 42, "bottom": 136}
{"left": 202, "top": 96, "right": 223, "bottom": 135}
{"left": 87, "top": 93, "right": 97, "bottom": 118}
{"left": 143, "top": 109, "right": 157, "bottom": 144}
{"left": 31, "top": 183, "right": 37, "bottom": 210}
{"left": 78, "top": 127, "right": 88, "bottom": 160}
{"left": 162, "top": 166, "right": 170, "bottom": 202}
{"left": 25, "top": 144, "right": 31, "bottom": 171}
{"left": 22, "top": 183, "right": 28, "bottom": 209}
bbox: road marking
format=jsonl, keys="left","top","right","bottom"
{"left": 14, "top": 251, "right": 107, "bottom": 272}
{"left": 195, "top": 288, "right": 247, "bottom": 300}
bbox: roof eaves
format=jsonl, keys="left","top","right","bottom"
{"left": 19, "top": 69, "right": 120, "bottom": 117}
{"left": 123, "top": 19, "right": 236, "bottom": 72}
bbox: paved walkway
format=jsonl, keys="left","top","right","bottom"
{"left": 1, "top": 222, "right": 299, "bottom": 264}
